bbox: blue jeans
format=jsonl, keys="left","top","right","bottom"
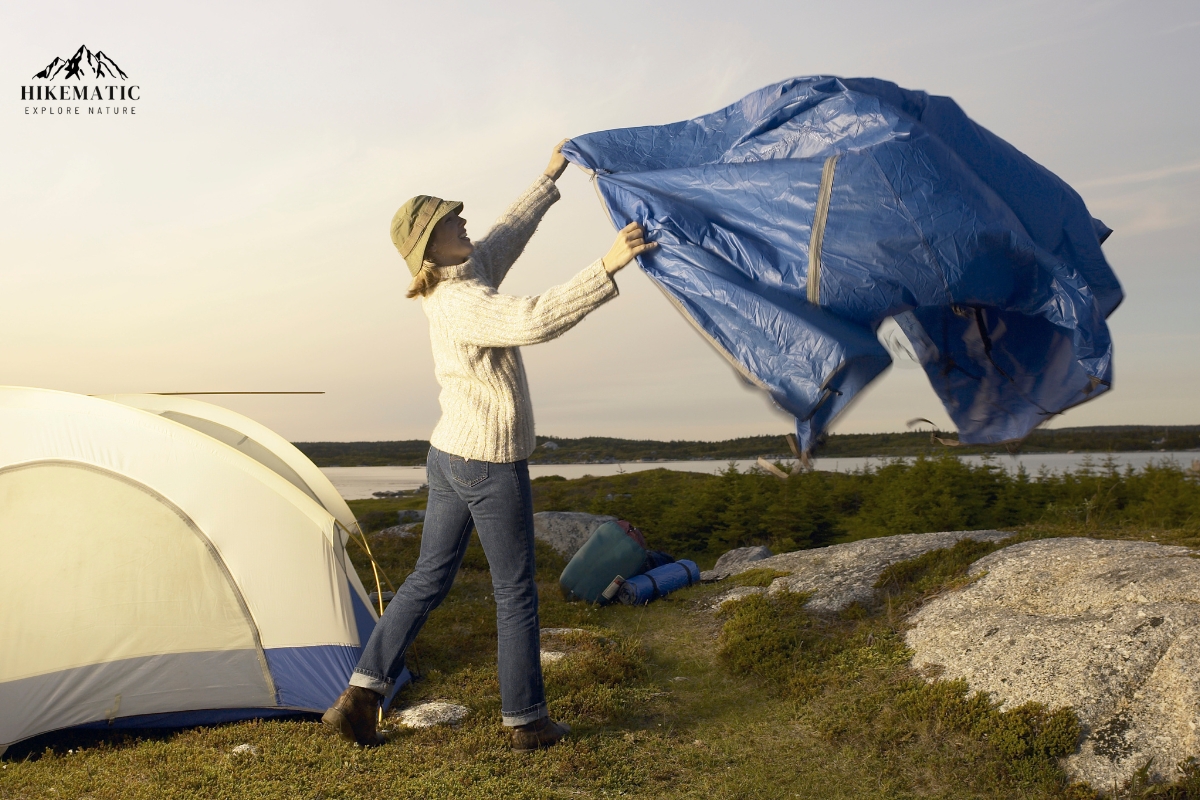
{"left": 349, "top": 446, "right": 547, "bottom": 726}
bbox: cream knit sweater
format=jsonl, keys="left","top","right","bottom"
{"left": 422, "top": 175, "right": 618, "bottom": 463}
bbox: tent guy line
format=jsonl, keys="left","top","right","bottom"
{"left": 86, "top": 392, "right": 327, "bottom": 396}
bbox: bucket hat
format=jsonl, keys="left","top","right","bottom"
{"left": 390, "top": 195, "right": 464, "bottom": 275}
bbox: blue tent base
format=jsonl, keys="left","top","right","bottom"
{"left": 74, "top": 706, "right": 312, "bottom": 730}
{"left": 48, "top": 667, "right": 413, "bottom": 741}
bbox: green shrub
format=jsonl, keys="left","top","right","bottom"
{"left": 357, "top": 508, "right": 401, "bottom": 532}
{"left": 544, "top": 631, "right": 648, "bottom": 722}
{"left": 528, "top": 455, "right": 1200, "bottom": 562}
{"left": 716, "top": 591, "right": 809, "bottom": 683}
{"left": 876, "top": 537, "right": 1004, "bottom": 605}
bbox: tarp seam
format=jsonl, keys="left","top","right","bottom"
{"left": 808, "top": 154, "right": 840, "bottom": 305}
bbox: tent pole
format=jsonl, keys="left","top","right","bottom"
{"left": 336, "top": 520, "right": 394, "bottom": 616}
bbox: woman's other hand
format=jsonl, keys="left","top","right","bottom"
{"left": 602, "top": 222, "right": 657, "bottom": 275}
{"left": 544, "top": 139, "right": 570, "bottom": 181}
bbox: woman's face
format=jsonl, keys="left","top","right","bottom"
{"left": 425, "top": 211, "right": 474, "bottom": 266}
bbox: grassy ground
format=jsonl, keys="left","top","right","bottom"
{"left": 5, "top": 501, "right": 1200, "bottom": 797}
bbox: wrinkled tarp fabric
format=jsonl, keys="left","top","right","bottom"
{"left": 563, "top": 76, "right": 1120, "bottom": 452}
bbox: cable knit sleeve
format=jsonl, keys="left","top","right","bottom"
{"left": 432, "top": 260, "right": 617, "bottom": 348}
{"left": 469, "top": 175, "right": 561, "bottom": 289}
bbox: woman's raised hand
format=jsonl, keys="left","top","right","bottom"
{"left": 602, "top": 222, "right": 657, "bottom": 275}
{"left": 544, "top": 139, "right": 570, "bottom": 181}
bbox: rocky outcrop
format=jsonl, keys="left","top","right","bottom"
{"left": 711, "top": 585, "right": 769, "bottom": 609}
{"left": 711, "top": 530, "right": 1010, "bottom": 613}
{"left": 540, "top": 627, "right": 599, "bottom": 664}
{"left": 906, "top": 537, "right": 1200, "bottom": 790}
{"left": 702, "top": 545, "right": 773, "bottom": 581}
{"left": 377, "top": 523, "right": 420, "bottom": 538}
{"left": 533, "top": 512, "right": 617, "bottom": 559}
{"left": 395, "top": 701, "right": 469, "bottom": 729}
{"left": 368, "top": 590, "right": 396, "bottom": 607}
{"left": 541, "top": 627, "right": 588, "bottom": 638}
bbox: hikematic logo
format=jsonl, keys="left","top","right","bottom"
{"left": 22, "top": 45, "right": 140, "bottom": 116}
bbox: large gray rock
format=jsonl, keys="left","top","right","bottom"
{"left": 906, "top": 537, "right": 1200, "bottom": 790}
{"left": 702, "top": 545, "right": 773, "bottom": 581}
{"left": 533, "top": 512, "right": 617, "bottom": 559}
{"left": 716, "top": 530, "right": 1010, "bottom": 613}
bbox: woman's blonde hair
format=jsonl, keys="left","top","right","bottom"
{"left": 406, "top": 260, "right": 441, "bottom": 299}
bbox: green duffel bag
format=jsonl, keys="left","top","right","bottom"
{"left": 559, "top": 520, "right": 647, "bottom": 604}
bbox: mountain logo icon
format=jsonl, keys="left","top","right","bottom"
{"left": 34, "top": 45, "right": 128, "bottom": 81}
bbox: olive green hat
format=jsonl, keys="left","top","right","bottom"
{"left": 390, "top": 195, "right": 463, "bottom": 276}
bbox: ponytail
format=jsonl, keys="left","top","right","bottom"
{"left": 406, "top": 260, "right": 442, "bottom": 299}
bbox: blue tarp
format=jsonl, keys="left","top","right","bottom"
{"left": 563, "top": 77, "right": 1120, "bottom": 453}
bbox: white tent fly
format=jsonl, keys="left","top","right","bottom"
{"left": 97, "top": 393, "right": 391, "bottom": 603}
{"left": 97, "top": 394, "right": 366, "bottom": 536}
{"left": 0, "top": 387, "right": 405, "bottom": 755}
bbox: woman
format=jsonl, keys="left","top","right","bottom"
{"left": 322, "top": 142, "right": 654, "bottom": 751}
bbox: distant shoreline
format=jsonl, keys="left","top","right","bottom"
{"left": 320, "top": 451, "right": 1200, "bottom": 500}
{"left": 295, "top": 426, "right": 1200, "bottom": 467}
{"left": 316, "top": 451, "right": 1200, "bottom": 467}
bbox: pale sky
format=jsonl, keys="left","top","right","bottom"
{"left": 2, "top": 0, "right": 1197, "bottom": 442}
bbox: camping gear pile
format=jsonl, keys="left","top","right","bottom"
{"left": 558, "top": 519, "right": 698, "bottom": 606}
{"left": 563, "top": 76, "right": 1121, "bottom": 454}
{"left": 0, "top": 388, "right": 406, "bottom": 756}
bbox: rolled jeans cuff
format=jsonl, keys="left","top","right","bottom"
{"left": 349, "top": 669, "right": 391, "bottom": 695}
{"left": 502, "top": 701, "right": 548, "bottom": 728}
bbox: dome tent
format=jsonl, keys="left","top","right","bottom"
{"left": 96, "top": 393, "right": 391, "bottom": 618}
{"left": 97, "top": 393, "right": 367, "bottom": 538}
{"left": 0, "top": 387, "right": 405, "bottom": 755}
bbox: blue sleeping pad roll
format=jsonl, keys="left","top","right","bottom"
{"left": 617, "top": 560, "right": 700, "bottom": 605}
{"left": 559, "top": 521, "right": 648, "bottom": 604}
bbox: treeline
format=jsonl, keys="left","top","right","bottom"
{"left": 294, "top": 426, "right": 1200, "bottom": 466}
{"left": 294, "top": 440, "right": 431, "bottom": 467}
{"left": 813, "top": 425, "right": 1200, "bottom": 457}
{"left": 530, "top": 455, "right": 1200, "bottom": 560}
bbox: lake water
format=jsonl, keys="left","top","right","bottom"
{"left": 321, "top": 451, "right": 1198, "bottom": 500}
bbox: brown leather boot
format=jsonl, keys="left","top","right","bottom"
{"left": 510, "top": 716, "right": 571, "bottom": 752}
{"left": 322, "top": 686, "right": 383, "bottom": 746}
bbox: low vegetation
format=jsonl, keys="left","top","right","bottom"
{"left": 6, "top": 459, "right": 1200, "bottom": 798}
{"left": 715, "top": 539, "right": 1085, "bottom": 796}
